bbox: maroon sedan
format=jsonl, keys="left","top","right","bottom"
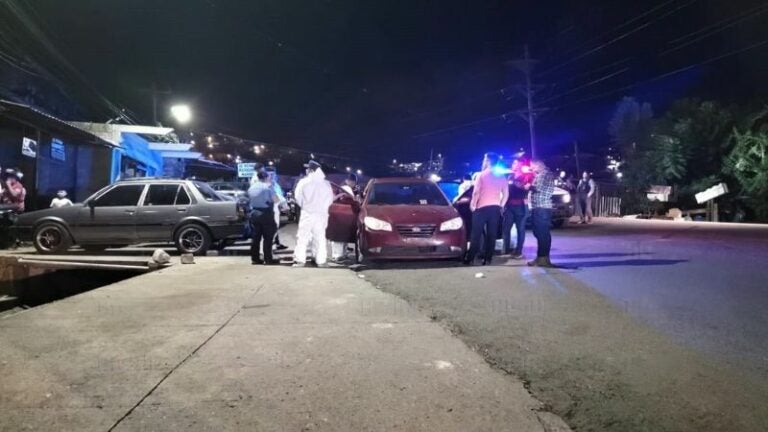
{"left": 327, "top": 177, "right": 466, "bottom": 262}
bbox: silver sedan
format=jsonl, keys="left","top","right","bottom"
{"left": 15, "top": 179, "right": 244, "bottom": 255}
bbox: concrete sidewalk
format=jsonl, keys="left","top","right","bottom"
{"left": 0, "top": 257, "right": 566, "bottom": 431}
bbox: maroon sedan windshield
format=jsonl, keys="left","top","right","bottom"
{"left": 367, "top": 182, "right": 449, "bottom": 206}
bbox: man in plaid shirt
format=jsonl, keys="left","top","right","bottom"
{"left": 526, "top": 160, "right": 556, "bottom": 267}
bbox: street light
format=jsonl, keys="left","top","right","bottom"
{"left": 170, "top": 104, "right": 192, "bottom": 124}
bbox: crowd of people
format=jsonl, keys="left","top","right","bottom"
{"left": 245, "top": 154, "right": 571, "bottom": 269}
{"left": 246, "top": 160, "right": 359, "bottom": 267}
{"left": 461, "top": 153, "right": 558, "bottom": 268}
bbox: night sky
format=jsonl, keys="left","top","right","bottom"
{"left": 17, "top": 0, "right": 768, "bottom": 167}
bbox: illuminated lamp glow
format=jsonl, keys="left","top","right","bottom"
{"left": 492, "top": 164, "right": 512, "bottom": 176}
{"left": 429, "top": 173, "right": 441, "bottom": 182}
{"left": 170, "top": 104, "right": 192, "bottom": 124}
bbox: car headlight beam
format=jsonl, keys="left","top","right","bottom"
{"left": 440, "top": 216, "right": 463, "bottom": 231}
{"left": 364, "top": 216, "right": 393, "bottom": 232}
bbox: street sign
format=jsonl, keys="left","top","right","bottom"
{"left": 695, "top": 182, "right": 729, "bottom": 204}
{"left": 237, "top": 163, "right": 257, "bottom": 178}
{"left": 21, "top": 137, "right": 37, "bottom": 158}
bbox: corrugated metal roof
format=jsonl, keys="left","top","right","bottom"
{"left": 0, "top": 99, "right": 115, "bottom": 148}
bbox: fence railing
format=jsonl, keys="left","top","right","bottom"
{"left": 596, "top": 195, "right": 622, "bottom": 217}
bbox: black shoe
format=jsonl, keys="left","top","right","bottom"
{"left": 251, "top": 259, "right": 264, "bottom": 265}
{"left": 462, "top": 259, "right": 473, "bottom": 266}
{"left": 275, "top": 244, "right": 288, "bottom": 250}
{"left": 264, "top": 259, "right": 281, "bottom": 265}
{"left": 482, "top": 258, "right": 492, "bottom": 266}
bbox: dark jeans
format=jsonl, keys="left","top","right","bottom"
{"left": 250, "top": 209, "right": 277, "bottom": 262}
{"left": 531, "top": 208, "right": 553, "bottom": 258}
{"left": 502, "top": 205, "right": 528, "bottom": 254}
{"left": 467, "top": 205, "right": 501, "bottom": 262}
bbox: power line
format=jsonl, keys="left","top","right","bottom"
{"left": 660, "top": 2, "right": 768, "bottom": 56}
{"left": 539, "top": 0, "right": 700, "bottom": 77}
{"left": 2, "top": 0, "right": 133, "bottom": 121}
{"left": 411, "top": 38, "right": 768, "bottom": 139}
{"left": 547, "top": 37, "right": 768, "bottom": 112}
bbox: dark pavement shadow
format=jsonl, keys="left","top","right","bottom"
{"left": 354, "top": 260, "right": 464, "bottom": 271}
{"left": 551, "top": 252, "right": 652, "bottom": 259}
{"left": 555, "top": 258, "right": 688, "bottom": 269}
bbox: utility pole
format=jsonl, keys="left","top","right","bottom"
{"left": 138, "top": 82, "right": 172, "bottom": 125}
{"left": 507, "top": 45, "right": 544, "bottom": 160}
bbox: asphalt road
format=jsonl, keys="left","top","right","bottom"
{"left": 358, "top": 218, "right": 768, "bottom": 432}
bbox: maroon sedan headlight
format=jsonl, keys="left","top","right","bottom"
{"left": 363, "top": 216, "right": 393, "bottom": 232}
{"left": 439, "top": 217, "right": 463, "bottom": 232}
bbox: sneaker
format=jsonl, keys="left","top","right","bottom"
{"left": 251, "top": 259, "right": 264, "bottom": 265}
{"left": 275, "top": 244, "right": 289, "bottom": 251}
{"left": 264, "top": 259, "right": 281, "bottom": 265}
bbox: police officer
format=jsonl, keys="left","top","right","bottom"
{"left": 248, "top": 170, "right": 280, "bottom": 265}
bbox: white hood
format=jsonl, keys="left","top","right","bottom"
{"left": 295, "top": 168, "right": 334, "bottom": 214}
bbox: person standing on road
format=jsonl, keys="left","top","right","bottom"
{"left": 527, "top": 160, "right": 556, "bottom": 268}
{"left": 464, "top": 152, "right": 508, "bottom": 266}
{"left": 331, "top": 173, "right": 359, "bottom": 262}
{"left": 502, "top": 160, "right": 532, "bottom": 259}
{"left": 454, "top": 173, "right": 473, "bottom": 202}
{"left": 293, "top": 160, "right": 334, "bottom": 268}
{"left": 577, "top": 171, "right": 595, "bottom": 224}
{"left": 267, "top": 169, "right": 289, "bottom": 250}
{"left": 248, "top": 170, "right": 280, "bottom": 265}
{"left": 2, "top": 169, "right": 26, "bottom": 212}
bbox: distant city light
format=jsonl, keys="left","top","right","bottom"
{"left": 207, "top": 143, "right": 214, "bottom": 149}
{"left": 356, "top": 169, "right": 363, "bottom": 175}
{"left": 560, "top": 170, "right": 566, "bottom": 178}
{"left": 616, "top": 172, "right": 624, "bottom": 179}
{"left": 392, "top": 159, "right": 397, "bottom": 164}
{"left": 170, "top": 104, "right": 192, "bottom": 124}
{"left": 268, "top": 161, "right": 274, "bottom": 166}
{"left": 429, "top": 173, "right": 441, "bottom": 182}
{"left": 190, "top": 140, "right": 195, "bottom": 145}
{"left": 346, "top": 166, "right": 351, "bottom": 172}
{"left": 226, "top": 154, "right": 232, "bottom": 159}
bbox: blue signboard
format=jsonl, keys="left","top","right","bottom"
{"left": 51, "top": 138, "right": 65, "bottom": 161}
{"left": 237, "top": 163, "right": 257, "bottom": 178}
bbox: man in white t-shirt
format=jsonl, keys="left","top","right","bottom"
{"left": 50, "top": 190, "right": 73, "bottom": 208}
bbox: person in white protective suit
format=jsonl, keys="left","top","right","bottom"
{"left": 293, "top": 160, "right": 334, "bottom": 267}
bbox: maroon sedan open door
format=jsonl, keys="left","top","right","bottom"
{"left": 326, "top": 183, "right": 358, "bottom": 243}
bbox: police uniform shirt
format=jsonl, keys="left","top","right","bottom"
{"left": 248, "top": 182, "right": 274, "bottom": 210}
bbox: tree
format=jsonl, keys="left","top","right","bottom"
{"left": 726, "top": 129, "right": 768, "bottom": 220}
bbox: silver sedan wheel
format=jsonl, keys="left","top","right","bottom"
{"left": 176, "top": 225, "right": 209, "bottom": 254}
{"left": 34, "top": 224, "right": 70, "bottom": 254}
